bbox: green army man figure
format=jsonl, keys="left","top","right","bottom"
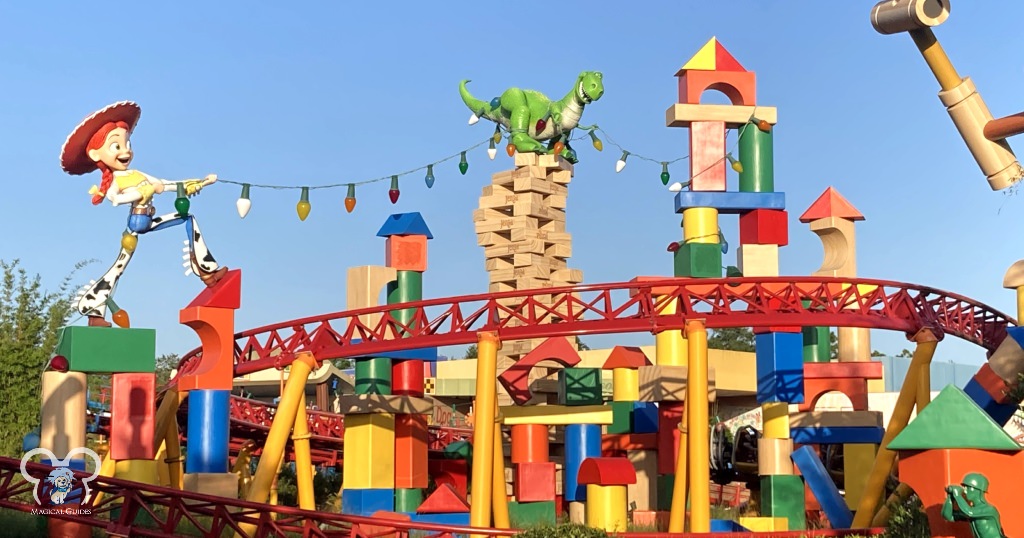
{"left": 942, "top": 473, "right": 1007, "bottom": 538}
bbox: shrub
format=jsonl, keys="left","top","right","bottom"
{"left": 516, "top": 523, "right": 608, "bottom": 537}
{"left": 885, "top": 493, "right": 930, "bottom": 538}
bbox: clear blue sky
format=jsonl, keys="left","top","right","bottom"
{"left": 3, "top": 2, "right": 1024, "bottom": 366}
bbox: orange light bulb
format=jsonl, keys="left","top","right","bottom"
{"left": 112, "top": 309, "right": 130, "bottom": 328}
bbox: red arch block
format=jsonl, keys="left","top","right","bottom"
{"left": 798, "top": 362, "right": 882, "bottom": 412}
{"left": 578, "top": 457, "right": 637, "bottom": 486}
{"left": 498, "top": 337, "right": 581, "bottom": 405}
{"left": 678, "top": 70, "right": 757, "bottom": 106}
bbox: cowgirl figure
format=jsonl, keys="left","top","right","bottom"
{"left": 61, "top": 101, "right": 228, "bottom": 323}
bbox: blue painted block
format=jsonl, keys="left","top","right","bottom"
{"left": 674, "top": 191, "right": 785, "bottom": 215}
{"left": 186, "top": 389, "right": 229, "bottom": 473}
{"left": 632, "top": 402, "right": 659, "bottom": 433}
{"left": 342, "top": 488, "right": 395, "bottom": 516}
{"left": 711, "top": 519, "right": 751, "bottom": 532}
{"left": 350, "top": 340, "right": 439, "bottom": 362}
{"left": 410, "top": 512, "right": 471, "bottom": 526}
{"left": 964, "top": 378, "right": 1019, "bottom": 425}
{"left": 790, "top": 426, "right": 884, "bottom": 444}
{"left": 791, "top": 446, "right": 853, "bottom": 529}
{"left": 377, "top": 213, "right": 433, "bottom": 239}
{"left": 755, "top": 332, "right": 804, "bottom": 404}
{"left": 564, "top": 423, "right": 601, "bottom": 501}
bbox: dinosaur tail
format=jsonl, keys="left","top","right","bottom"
{"left": 459, "top": 79, "right": 492, "bottom": 120}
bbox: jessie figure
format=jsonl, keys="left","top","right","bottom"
{"left": 61, "top": 101, "right": 228, "bottom": 322}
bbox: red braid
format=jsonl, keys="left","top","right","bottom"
{"left": 87, "top": 121, "right": 130, "bottom": 205}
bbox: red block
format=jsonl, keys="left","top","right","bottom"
{"left": 514, "top": 462, "right": 556, "bottom": 502}
{"left": 110, "top": 373, "right": 156, "bottom": 460}
{"left": 602, "top": 346, "right": 652, "bottom": 370}
{"left": 678, "top": 69, "right": 757, "bottom": 106}
{"left": 429, "top": 459, "right": 468, "bottom": 498}
{"left": 395, "top": 413, "right": 429, "bottom": 488}
{"left": 974, "top": 362, "right": 1013, "bottom": 403}
{"left": 739, "top": 209, "right": 789, "bottom": 246}
{"left": 577, "top": 457, "right": 637, "bottom": 486}
{"left": 186, "top": 269, "right": 241, "bottom": 309}
{"left": 602, "top": 433, "right": 658, "bottom": 452}
{"left": 392, "top": 359, "right": 425, "bottom": 396}
{"left": 657, "top": 402, "right": 685, "bottom": 474}
{"left": 386, "top": 235, "right": 428, "bottom": 272}
{"left": 177, "top": 306, "right": 235, "bottom": 391}
{"left": 417, "top": 483, "right": 470, "bottom": 514}
{"left": 689, "top": 121, "right": 727, "bottom": 192}
{"left": 498, "top": 337, "right": 581, "bottom": 404}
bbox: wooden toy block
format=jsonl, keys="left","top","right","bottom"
{"left": 790, "top": 410, "right": 882, "bottom": 429}
{"left": 377, "top": 213, "right": 433, "bottom": 238}
{"left": 632, "top": 402, "right": 659, "bottom": 434}
{"left": 179, "top": 305, "right": 237, "bottom": 391}
{"left": 973, "top": 361, "right": 1014, "bottom": 403}
{"left": 509, "top": 227, "right": 571, "bottom": 244}
{"left": 632, "top": 510, "right": 659, "bottom": 528}
{"left": 511, "top": 423, "right": 550, "bottom": 463}
{"left": 799, "top": 361, "right": 883, "bottom": 412}
{"left": 417, "top": 483, "right": 470, "bottom": 513}
{"left": 607, "top": 401, "right": 633, "bottom": 434}
{"left": 479, "top": 191, "right": 545, "bottom": 209}
{"left": 514, "top": 152, "right": 541, "bottom": 167}
{"left": 546, "top": 243, "right": 572, "bottom": 259}
{"left": 791, "top": 446, "right": 853, "bottom": 529}
{"left": 514, "top": 462, "right": 556, "bottom": 502}
{"left": 40, "top": 371, "right": 86, "bottom": 458}
{"left": 987, "top": 328, "right": 1024, "bottom": 385}
{"left": 488, "top": 265, "right": 552, "bottom": 283}
{"left": 501, "top": 405, "right": 612, "bottom": 426}
{"left": 755, "top": 332, "right": 804, "bottom": 404}
{"left": 55, "top": 326, "right": 156, "bottom": 373}
{"left": 110, "top": 373, "right": 156, "bottom": 460}
{"left": 737, "top": 244, "right": 780, "bottom": 277}
{"left": 739, "top": 517, "right": 789, "bottom": 532}
{"left": 682, "top": 207, "right": 720, "bottom": 243}
{"left": 355, "top": 357, "right": 392, "bottom": 395}
{"left": 182, "top": 473, "right": 238, "bottom": 499}
{"left": 674, "top": 190, "right": 785, "bottom": 215}
{"left": 757, "top": 437, "right": 794, "bottom": 475}
{"left": 483, "top": 239, "right": 547, "bottom": 258}
{"left": 474, "top": 215, "right": 565, "bottom": 234}
{"left": 667, "top": 103, "right": 777, "bottom": 128}
{"left": 603, "top": 346, "right": 652, "bottom": 369}
{"left": 963, "top": 377, "right": 1019, "bottom": 425}
{"left": 657, "top": 403, "right": 685, "bottom": 474}
{"left": 550, "top": 268, "right": 583, "bottom": 283}
{"left": 342, "top": 488, "right": 395, "bottom": 517}
{"left": 337, "top": 394, "right": 432, "bottom": 415}
{"left": 627, "top": 449, "right": 658, "bottom": 512}
{"left": 429, "top": 459, "right": 468, "bottom": 498}
{"left": 638, "top": 364, "right": 716, "bottom": 402}
{"left": 656, "top": 474, "right": 675, "bottom": 510}
{"left": 347, "top": 265, "right": 398, "bottom": 330}
{"left": 508, "top": 500, "right": 557, "bottom": 527}
{"left": 673, "top": 242, "right": 722, "bottom": 278}
{"left": 564, "top": 423, "right": 602, "bottom": 501}
{"left": 385, "top": 235, "right": 427, "bottom": 272}
{"left": 890, "top": 385, "right": 1021, "bottom": 450}
{"left": 410, "top": 512, "right": 471, "bottom": 526}
{"left": 611, "top": 368, "right": 640, "bottom": 401}
{"left": 790, "top": 426, "right": 884, "bottom": 445}
{"left": 689, "top": 121, "right": 727, "bottom": 192}
{"left": 186, "top": 269, "right": 242, "bottom": 309}
{"left": 760, "top": 475, "right": 806, "bottom": 530}
{"left": 578, "top": 457, "right": 637, "bottom": 486}
{"left": 938, "top": 77, "right": 1022, "bottom": 191}
{"left": 549, "top": 169, "right": 573, "bottom": 184}
{"left": 739, "top": 209, "right": 789, "bottom": 246}
{"left": 762, "top": 402, "right": 789, "bottom": 439}
{"left": 391, "top": 359, "right": 425, "bottom": 397}
{"left": 498, "top": 337, "right": 581, "bottom": 405}
{"left": 557, "top": 367, "right": 603, "bottom": 406}
{"left": 678, "top": 69, "right": 756, "bottom": 107}
{"left": 395, "top": 413, "right": 429, "bottom": 489}
{"left": 843, "top": 443, "right": 876, "bottom": 509}
{"left": 601, "top": 433, "right": 658, "bottom": 452}
{"left": 343, "top": 413, "right": 396, "bottom": 489}
{"left": 585, "top": 484, "right": 629, "bottom": 532}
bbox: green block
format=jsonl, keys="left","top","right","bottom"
{"left": 760, "top": 475, "right": 806, "bottom": 530}
{"left": 557, "top": 367, "right": 602, "bottom": 406}
{"left": 673, "top": 242, "right": 722, "bottom": 278}
{"left": 657, "top": 474, "right": 674, "bottom": 511}
{"left": 355, "top": 357, "right": 392, "bottom": 395}
{"left": 802, "top": 326, "right": 830, "bottom": 363}
{"left": 889, "top": 385, "right": 1021, "bottom": 450}
{"left": 608, "top": 401, "right": 633, "bottom": 434}
{"left": 55, "top": 326, "right": 155, "bottom": 373}
{"left": 738, "top": 126, "right": 774, "bottom": 192}
{"left": 387, "top": 270, "right": 423, "bottom": 332}
{"left": 508, "top": 500, "right": 556, "bottom": 528}
{"left": 395, "top": 488, "right": 423, "bottom": 512}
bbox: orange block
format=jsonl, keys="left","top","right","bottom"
{"left": 395, "top": 413, "right": 429, "bottom": 488}
{"left": 386, "top": 235, "right": 428, "bottom": 272}
{"left": 974, "top": 362, "right": 1013, "bottom": 403}
{"left": 177, "top": 306, "right": 235, "bottom": 391}
{"left": 511, "top": 424, "right": 549, "bottom": 464}
{"left": 111, "top": 373, "right": 156, "bottom": 460}
{"left": 678, "top": 69, "right": 757, "bottom": 106}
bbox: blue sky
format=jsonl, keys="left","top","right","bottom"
{"left": 3, "top": 2, "right": 1024, "bottom": 367}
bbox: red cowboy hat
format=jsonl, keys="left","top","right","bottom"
{"left": 60, "top": 101, "right": 141, "bottom": 175}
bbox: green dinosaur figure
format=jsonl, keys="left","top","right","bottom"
{"left": 942, "top": 473, "right": 1007, "bottom": 538}
{"left": 459, "top": 71, "right": 604, "bottom": 164}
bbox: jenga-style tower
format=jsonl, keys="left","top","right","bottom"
{"left": 474, "top": 152, "right": 583, "bottom": 375}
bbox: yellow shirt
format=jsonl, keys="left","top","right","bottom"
{"left": 114, "top": 170, "right": 150, "bottom": 190}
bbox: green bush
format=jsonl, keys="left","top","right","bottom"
{"left": 885, "top": 493, "right": 930, "bottom": 538}
{"left": 516, "top": 523, "right": 608, "bottom": 537}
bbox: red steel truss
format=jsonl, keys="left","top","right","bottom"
{"left": 175, "top": 277, "right": 1015, "bottom": 379}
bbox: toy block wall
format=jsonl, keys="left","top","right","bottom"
{"left": 110, "top": 373, "right": 156, "bottom": 460}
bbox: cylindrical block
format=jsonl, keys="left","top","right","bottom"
{"left": 938, "top": 77, "right": 1024, "bottom": 191}
{"left": 568, "top": 500, "right": 586, "bottom": 524}
{"left": 586, "top": 484, "right": 629, "bottom": 532}
{"left": 762, "top": 402, "right": 790, "bottom": 439}
{"left": 392, "top": 359, "right": 425, "bottom": 396}
{"left": 395, "top": 487, "right": 424, "bottom": 512}
{"left": 612, "top": 368, "right": 640, "bottom": 401}
{"left": 838, "top": 327, "right": 871, "bottom": 362}
{"left": 564, "top": 423, "right": 601, "bottom": 502}
{"left": 40, "top": 371, "right": 87, "bottom": 459}
{"left": 186, "top": 389, "right": 229, "bottom": 473}
{"left": 511, "top": 424, "right": 549, "bottom": 464}
{"left": 739, "top": 126, "right": 774, "bottom": 192}
{"left": 387, "top": 270, "right": 424, "bottom": 330}
{"left": 870, "top": 0, "right": 949, "bottom": 35}
{"left": 802, "top": 325, "right": 831, "bottom": 363}
{"left": 355, "top": 357, "right": 392, "bottom": 395}
{"left": 655, "top": 301, "right": 687, "bottom": 366}
{"left": 757, "top": 437, "right": 794, "bottom": 475}
{"left": 682, "top": 208, "right": 719, "bottom": 244}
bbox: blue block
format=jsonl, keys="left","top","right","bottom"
{"left": 755, "top": 332, "right": 804, "bottom": 404}
{"left": 351, "top": 340, "right": 439, "bottom": 361}
{"left": 377, "top": 213, "right": 433, "bottom": 239}
{"left": 564, "top": 423, "right": 601, "bottom": 501}
{"left": 711, "top": 519, "right": 750, "bottom": 532}
{"left": 674, "top": 191, "right": 785, "bottom": 214}
{"left": 410, "top": 512, "right": 471, "bottom": 526}
{"left": 963, "top": 378, "right": 1019, "bottom": 425}
{"left": 790, "top": 426, "right": 884, "bottom": 445}
{"left": 342, "top": 488, "right": 395, "bottom": 516}
{"left": 791, "top": 446, "right": 853, "bottom": 529}
{"left": 632, "top": 402, "right": 659, "bottom": 433}
{"left": 186, "top": 389, "right": 229, "bottom": 473}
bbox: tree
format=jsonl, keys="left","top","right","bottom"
{"left": 871, "top": 350, "right": 886, "bottom": 357}
{"left": 332, "top": 358, "right": 353, "bottom": 370}
{"left": 707, "top": 327, "right": 755, "bottom": 352}
{"left": 464, "top": 344, "right": 478, "bottom": 359}
{"left": 0, "top": 260, "right": 80, "bottom": 457}
{"left": 829, "top": 331, "right": 839, "bottom": 360}
{"left": 896, "top": 349, "right": 913, "bottom": 358}
{"left": 156, "top": 353, "right": 179, "bottom": 387}
{"left": 576, "top": 337, "right": 590, "bottom": 351}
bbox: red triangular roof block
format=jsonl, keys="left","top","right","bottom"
{"left": 187, "top": 269, "right": 241, "bottom": 309}
{"left": 417, "top": 483, "right": 471, "bottom": 514}
{"left": 714, "top": 41, "right": 746, "bottom": 72}
{"left": 602, "top": 346, "right": 652, "bottom": 370}
{"left": 798, "top": 187, "right": 865, "bottom": 223}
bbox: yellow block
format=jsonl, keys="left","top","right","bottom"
{"left": 500, "top": 405, "right": 612, "bottom": 425}
{"left": 585, "top": 484, "right": 628, "bottom": 532}
{"left": 867, "top": 377, "right": 885, "bottom": 393}
{"left": 762, "top": 402, "right": 789, "bottom": 439}
{"left": 683, "top": 208, "right": 719, "bottom": 243}
{"left": 342, "top": 413, "right": 395, "bottom": 488}
{"left": 739, "top": 516, "right": 789, "bottom": 532}
{"left": 612, "top": 368, "right": 640, "bottom": 401}
{"left": 114, "top": 459, "right": 159, "bottom": 485}
{"left": 843, "top": 443, "right": 877, "bottom": 509}
{"left": 655, "top": 301, "right": 688, "bottom": 366}
{"left": 681, "top": 37, "right": 718, "bottom": 71}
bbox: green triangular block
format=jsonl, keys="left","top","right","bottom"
{"left": 888, "top": 385, "right": 1021, "bottom": 451}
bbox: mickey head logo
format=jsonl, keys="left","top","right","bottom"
{"left": 20, "top": 447, "right": 101, "bottom": 506}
